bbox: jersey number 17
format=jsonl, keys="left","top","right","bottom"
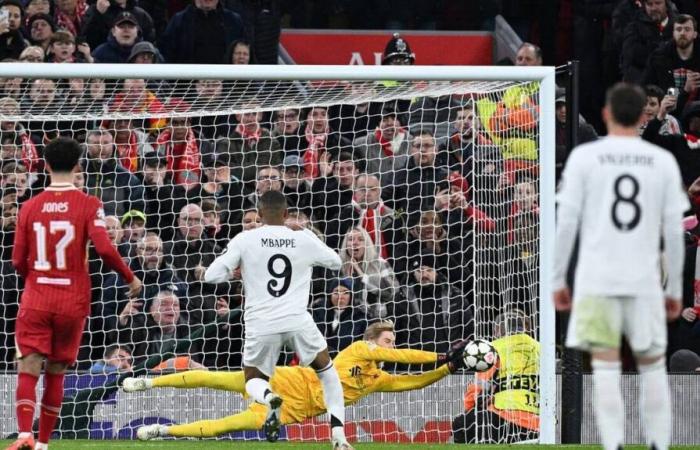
{"left": 33, "top": 221, "right": 76, "bottom": 271}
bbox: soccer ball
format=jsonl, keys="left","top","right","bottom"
{"left": 463, "top": 339, "right": 498, "bottom": 372}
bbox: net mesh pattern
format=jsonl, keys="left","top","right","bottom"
{"left": 0, "top": 74, "right": 542, "bottom": 442}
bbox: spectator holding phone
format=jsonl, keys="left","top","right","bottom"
{"left": 0, "top": 0, "right": 27, "bottom": 60}
{"left": 641, "top": 85, "right": 682, "bottom": 135}
{"left": 641, "top": 88, "right": 700, "bottom": 186}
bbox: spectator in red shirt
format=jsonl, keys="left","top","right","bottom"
{"left": 156, "top": 101, "right": 203, "bottom": 189}
{"left": 301, "top": 106, "right": 351, "bottom": 179}
{"left": 54, "top": 0, "right": 88, "bottom": 37}
{"left": 109, "top": 78, "right": 167, "bottom": 134}
{"left": 215, "top": 106, "right": 282, "bottom": 185}
{"left": 0, "top": 97, "right": 41, "bottom": 174}
{"left": 106, "top": 116, "right": 154, "bottom": 174}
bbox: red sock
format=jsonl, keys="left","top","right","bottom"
{"left": 38, "top": 372, "right": 64, "bottom": 443}
{"left": 16, "top": 372, "right": 38, "bottom": 433}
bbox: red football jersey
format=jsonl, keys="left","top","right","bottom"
{"left": 12, "top": 183, "right": 134, "bottom": 317}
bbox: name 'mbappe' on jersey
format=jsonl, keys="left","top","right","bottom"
{"left": 204, "top": 226, "right": 342, "bottom": 335}
{"left": 555, "top": 136, "right": 689, "bottom": 297}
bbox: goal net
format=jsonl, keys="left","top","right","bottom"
{"left": 0, "top": 64, "right": 555, "bottom": 444}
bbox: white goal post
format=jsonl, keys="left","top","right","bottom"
{"left": 0, "top": 63, "right": 556, "bottom": 444}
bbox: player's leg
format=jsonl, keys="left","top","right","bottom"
{"left": 138, "top": 406, "right": 266, "bottom": 440}
{"left": 124, "top": 370, "right": 246, "bottom": 394}
{"left": 590, "top": 349, "right": 624, "bottom": 450}
{"left": 34, "top": 313, "right": 86, "bottom": 450}
{"left": 9, "top": 308, "right": 54, "bottom": 450}
{"left": 35, "top": 360, "right": 68, "bottom": 450}
{"left": 242, "top": 333, "right": 284, "bottom": 442}
{"left": 242, "top": 333, "right": 281, "bottom": 405}
{"left": 567, "top": 295, "right": 625, "bottom": 450}
{"left": 628, "top": 295, "right": 672, "bottom": 450}
{"left": 298, "top": 327, "right": 350, "bottom": 450}
{"left": 8, "top": 354, "right": 43, "bottom": 450}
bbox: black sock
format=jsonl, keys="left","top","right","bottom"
{"left": 330, "top": 415, "right": 343, "bottom": 429}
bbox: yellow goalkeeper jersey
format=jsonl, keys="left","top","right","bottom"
{"left": 264, "top": 340, "right": 449, "bottom": 423}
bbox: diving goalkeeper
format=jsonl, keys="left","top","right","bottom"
{"left": 125, "top": 321, "right": 468, "bottom": 440}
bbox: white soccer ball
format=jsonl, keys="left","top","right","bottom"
{"left": 463, "top": 339, "right": 498, "bottom": 372}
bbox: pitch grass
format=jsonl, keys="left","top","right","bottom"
{"left": 0, "top": 442, "right": 697, "bottom": 449}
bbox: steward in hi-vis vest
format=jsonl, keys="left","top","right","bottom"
{"left": 452, "top": 310, "right": 540, "bottom": 444}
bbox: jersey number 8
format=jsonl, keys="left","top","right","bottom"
{"left": 267, "top": 254, "right": 292, "bottom": 297}
{"left": 611, "top": 174, "right": 641, "bottom": 232}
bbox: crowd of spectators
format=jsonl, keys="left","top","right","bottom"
{"left": 0, "top": 3, "right": 542, "bottom": 370}
{"left": 0, "top": 0, "right": 694, "bottom": 374}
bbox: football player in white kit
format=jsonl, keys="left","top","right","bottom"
{"left": 553, "top": 83, "right": 687, "bottom": 450}
{"left": 203, "top": 190, "right": 352, "bottom": 449}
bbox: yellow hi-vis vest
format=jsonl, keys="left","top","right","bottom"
{"left": 491, "top": 333, "right": 540, "bottom": 414}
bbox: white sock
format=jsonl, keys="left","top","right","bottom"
{"left": 17, "top": 432, "right": 32, "bottom": 439}
{"left": 592, "top": 359, "right": 624, "bottom": 450}
{"left": 316, "top": 363, "right": 346, "bottom": 439}
{"left": 639, "top": 359, "right": 671, "bottom": 450}
{"left": 34, "top": 443, "right": 48, "bottom": 450}
{"left": 245, "top": 378, "right": 272, "bottom": 406}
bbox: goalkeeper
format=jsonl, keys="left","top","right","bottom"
{"left": 126, "top": 321, "right": 468, "bottom": 440}
{"left": 452, "top": 310, "right": 539, "bottom": 444}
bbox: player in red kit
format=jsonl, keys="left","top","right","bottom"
{"left": 7, "top": 137, "right": 142, "bottom": 450}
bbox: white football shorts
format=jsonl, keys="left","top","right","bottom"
{"left": 243, "top": 325, "right": 327, "bottom": 377}
{"left": 566, "top": 293, "right": 667, "bottom": 357}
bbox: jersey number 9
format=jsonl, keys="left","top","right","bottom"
{"left": 267, "top": 254, "right": 292, "bottom": 297}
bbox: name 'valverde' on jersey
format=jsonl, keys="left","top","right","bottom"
{"left": 555, "top": 136, "right": 689, "bottom": 297}
{"left": 204, "top": 226, "right": 341, "bottom": 335}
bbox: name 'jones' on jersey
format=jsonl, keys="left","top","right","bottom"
{"left": 558, "top": 137, "right": 689, "bottom": 297}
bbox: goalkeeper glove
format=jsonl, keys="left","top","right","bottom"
{"left": 438, "top": 339, "right": 470, "bottom": 372}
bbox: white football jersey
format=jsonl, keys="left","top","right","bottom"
{"left": 204, "top": 226, "right": 341, "bottom": 335}
{"left": 555, "top": 136, "right": 689, "bottom": 297}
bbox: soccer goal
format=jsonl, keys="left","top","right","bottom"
{"left": 0, "top": 63, "right": 556, "bottom": 444}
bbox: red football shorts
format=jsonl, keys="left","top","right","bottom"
{"left": 15, "top": 307, "right": 86, "bottom": 365}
